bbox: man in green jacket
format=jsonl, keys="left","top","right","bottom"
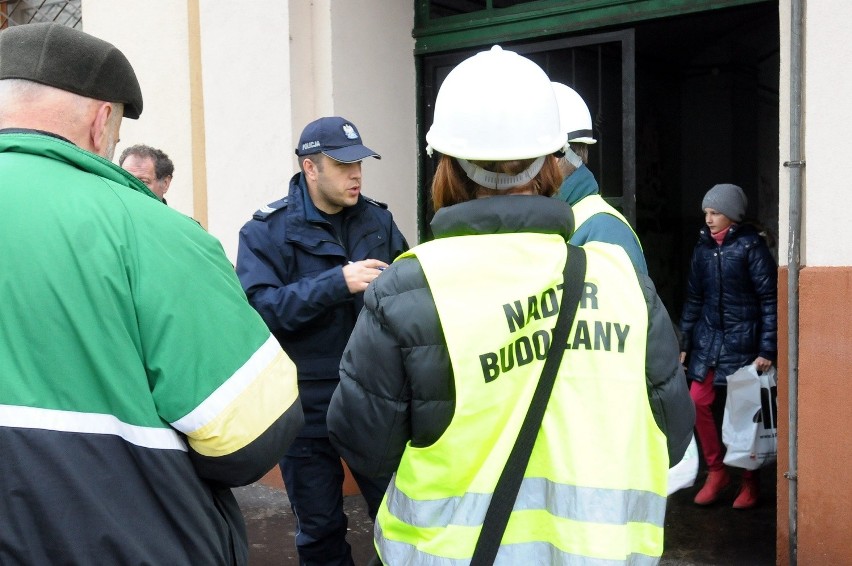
{"left": 0, "top": 23, "right": 303, "bottom": 566}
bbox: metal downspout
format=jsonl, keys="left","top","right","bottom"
{"left": 783, "top": 1, "right": 804, "bottom": 564}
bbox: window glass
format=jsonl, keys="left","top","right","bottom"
{"left": 429, "top": 0, "right": 541, "bottom": 19}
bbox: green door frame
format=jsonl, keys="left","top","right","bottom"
{"left": 414, "top": 0, "right": 769, "bottom": 55}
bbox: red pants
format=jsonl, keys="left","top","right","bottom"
{"left": 690, "top": 370, "right": 755, "bottom": 478}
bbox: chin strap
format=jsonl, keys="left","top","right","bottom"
{"left": 562, "top": 145, "right": 584, "bottom": 169}
{"left": 456, "top": 156, "right": 546, "bottom": 191}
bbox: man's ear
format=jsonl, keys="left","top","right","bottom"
{"left": 161, "top": 175, "right": 172, "bottom": 194}
{"left": 302, "top": 157, "right": 318, "bottom": 181}
{"left": 89, "top": 102, "right": 114, "bottom": 156}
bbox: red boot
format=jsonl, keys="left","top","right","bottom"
{"left": 733, "top": 475, "right": 759, "bottom": 509}
{"left": 693, "top": 469, "right": 730, "bottom": 505}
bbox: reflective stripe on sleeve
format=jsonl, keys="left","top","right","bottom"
{"left": 0, "top": 404, "right": 187, "bottom": 451}
{"left": 173, "top": 334, "right": 300, "bottom": 457}
{"left": 171, "top": 334, "right": 282, "bottom": 433}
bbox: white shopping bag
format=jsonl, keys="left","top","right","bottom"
{"left": 667, "top": 434, "right": 698, "bottom": 495}
{"left": 722, "top": 364, "right": 778, "bottom": 470}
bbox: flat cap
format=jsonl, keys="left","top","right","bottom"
{"left": 0, "top": 23, "right": 143, "bottom": 119}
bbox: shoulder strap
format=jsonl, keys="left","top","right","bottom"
{"left": 252, "top": 197, "right": 288, "bottom": 221}
{"left": 470, "top": 244, "right": 587, "bottom": 566}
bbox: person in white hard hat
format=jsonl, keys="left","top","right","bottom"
{"left": 552, "top": 82, "right": 648, "bottom": 274}
{"left": 327, "top": 45, "right": 694, "bottom": 565}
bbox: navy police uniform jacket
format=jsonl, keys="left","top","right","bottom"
{"left": 236, "top": 173, "right": 408, "bottom": 437}
{"left": 679, "top": 223, "right": 777, "bottom": 385}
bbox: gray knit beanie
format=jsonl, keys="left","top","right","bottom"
{"left": 701, "top": 183, "right": 747, "bottom": 222}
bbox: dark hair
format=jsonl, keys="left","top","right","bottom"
{"left": 118, "top": 144, "right": 174, "bottom": 180}
{"left": 431, "top": 154, "right": 561, "bottom": 211}
{"left": 568, "top": 142, "right": 589, "bottom": 164}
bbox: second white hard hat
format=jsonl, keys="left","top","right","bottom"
{"left": 552, "top": 81, "right": 597, "bottom": 145}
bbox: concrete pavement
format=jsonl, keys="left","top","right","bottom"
{"left": 234, "top": 464, "right": 776, "bottom": 565}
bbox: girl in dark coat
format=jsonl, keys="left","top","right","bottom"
{"left": 679, "top": 183, "right": 777, "bottom": 509}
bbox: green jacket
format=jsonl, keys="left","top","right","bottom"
{"left": 0, "top": 131, "right": 303, "bottom": 565}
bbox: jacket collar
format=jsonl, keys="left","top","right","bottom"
{"left": 430, "top": 195, "right": 574, "bottom": 240}
{"left": 285, "top": 172, "right": 376, "bottom": 249}
{"left": 555, "top": 163, "right": 599, "bottom": 206}
{"left": 699, "top": 222, "right": 760, "bottom": 245}
{"left": 287, "top": 172, "right": 368, "bottom": 224}
{"left": 0, "top": 130, "right": 158, "bottom": 200}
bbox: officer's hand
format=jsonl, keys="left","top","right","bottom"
{"left": 343, "top": 259, "right": 388, "bottom": 294}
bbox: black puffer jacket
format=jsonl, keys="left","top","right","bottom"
{"left": 679, "top": 223, "right": 777, "bottom": 385}
{"left": 328, "top": 196, "right": 695, "bottom": 477}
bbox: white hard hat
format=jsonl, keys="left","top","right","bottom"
{"left": 426, "top": 45, "right": 565, "bottom": 161}
{"left": 552, "top": 82, "right": 597, "bottom": 145}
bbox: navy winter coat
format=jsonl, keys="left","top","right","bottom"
{"left": 679, "top": 223, "right": 777, "bottom": 385}
{"left": 236, "top": 173, "right": 408, "bottom": 436}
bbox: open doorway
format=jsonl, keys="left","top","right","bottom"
{"left": 633, "top": 3, "right": 779, "bottom": 319}
{"left": 417, "top": 3, "right": 780, "bottom": 563}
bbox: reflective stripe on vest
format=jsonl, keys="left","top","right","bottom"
{"left": 376, "top": 520, "right": 664, "bottom": 566}
{"left": 377, "top": 233, "right": 668, "bottom": 565}
{"left": 572, "top": 194, "right": 643, "bottom": 251}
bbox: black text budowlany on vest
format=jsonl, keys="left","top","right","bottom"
{"left": 479, "top": 281, "right": 631, "bottom": 382}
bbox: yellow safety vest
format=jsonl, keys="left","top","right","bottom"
{"left": 375, "top": 232, "right": 668, "bottom": 565}
{"left": 572, "top": 194, "right": 643, "bottom": 251}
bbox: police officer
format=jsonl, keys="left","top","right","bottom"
{"left": 328, "top": 46, "right": 694, "bottom": 565}
{"left": 236, "top": 116, "right": 408, "bottom": 566}
{"left": 552, "top": 81, "right": 648, "bottom": 274}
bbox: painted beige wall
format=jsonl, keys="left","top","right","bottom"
{"left": 82, "top": 0, "right": 196, "bottom": 217}
{"left": 82, "top": 1, "right": 417, "bottom": 261}
{"left": 196, "top": 1, "right": 292, "bottom": 257}
{"left": 327, "top": 1, "right": 418, "bottom": 244}
{"left": 803, "top": 2, "right": 852, "bottom": 268}
{"left": 779, "top": 2, "right": 852, "bottom": 268}
{"left": 777, "top": 1, "right": 790, "bottom": 267}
